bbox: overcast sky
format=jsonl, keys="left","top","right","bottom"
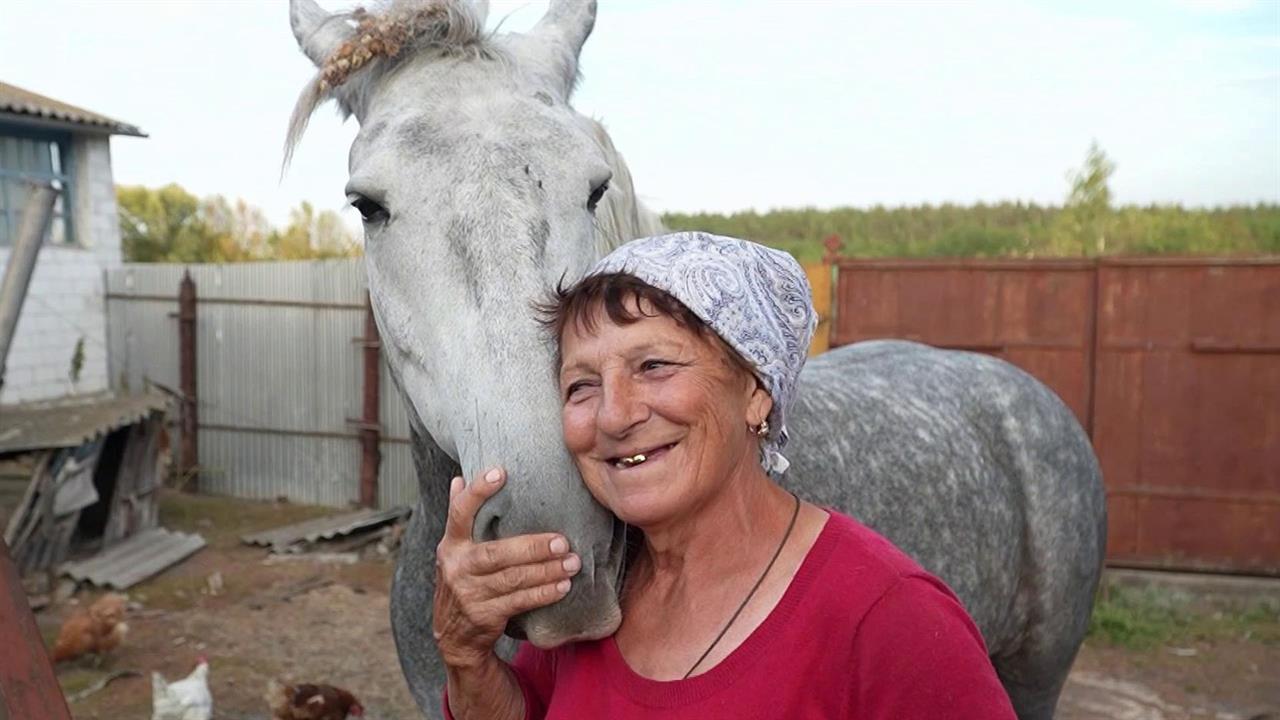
{"left": 2, "top": 0, "right": 1277, "bottom": 229}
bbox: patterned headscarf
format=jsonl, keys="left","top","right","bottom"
{"left": 585, "top": 231, "right": 817, "bottom": 474}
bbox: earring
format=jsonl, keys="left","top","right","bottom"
{"left": 754, "top": 419, "right": 770, "bottom": 438}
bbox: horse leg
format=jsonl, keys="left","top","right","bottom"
{"left": 390, "top": 424, "right": 460, "bottom": 719}
{"left": 993, "top": 389, "right": 1108, "bottom": 720}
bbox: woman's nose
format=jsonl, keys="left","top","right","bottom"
{"left": 597, "top": 379, "right": 646, "bottom": 436}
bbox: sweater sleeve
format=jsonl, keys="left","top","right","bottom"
{"left": 850, "top": 575, "right": 1018, "bottom": 719}
{"left": 440, "top": 643, "right": 556, "bottom": 720}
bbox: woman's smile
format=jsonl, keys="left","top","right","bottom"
{"left": 606, "top": 442, "right": 679, "bottom": 470}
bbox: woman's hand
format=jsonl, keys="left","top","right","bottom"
{"left": 432, "top": 466, "right": 580, "bottom": 670}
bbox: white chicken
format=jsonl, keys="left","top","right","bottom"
{"left": 151, "top": 657, "right": 213, "bottom": 720}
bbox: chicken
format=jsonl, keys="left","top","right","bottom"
{"left": 151, "top": 657, "right": 213, "bottom": 720}
{"left": 50, "top": 592, "right": 129, "bottom": 663}
{"left": 266, "top": 678, "right": 364, "bottom": 720}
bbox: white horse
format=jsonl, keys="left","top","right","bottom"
{"left": 286, "top": 2, "right": 1105, "bottom": 718}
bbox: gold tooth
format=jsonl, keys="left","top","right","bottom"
{"left": 618, "top": 453, "right": 647, "bottom": 467}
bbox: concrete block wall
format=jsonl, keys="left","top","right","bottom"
{"left": 0, "top": 135, "right": 120, "bottom": 403}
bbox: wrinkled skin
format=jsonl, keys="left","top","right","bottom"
{"left": 287, "top": 2, "right": 1106, "bottom": 718}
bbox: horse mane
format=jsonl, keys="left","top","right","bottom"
{"left": 584, "top": 118, "right": 666, "bottom": 253}
{"left": 285, "top": 0, "right": 496, "bottom": 168}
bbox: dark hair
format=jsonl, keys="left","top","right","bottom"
{"left": 535, "top": 272, "right": 756, "bottom": 378}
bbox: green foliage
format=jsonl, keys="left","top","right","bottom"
{"left": 664, "top": 202, "right": 1280, "bottom": 261}
{"left": 1088, "top": 585, "right": 1280, "bottom": 650}
{"left": 69, "top": 337, "right": 85, "bottom": 383}
{"left": 116, "top": 184, "right": 360, "bottom": 263}
{"left": 664, "top": 143, "right": 1279, "bottom": 260}
{"left": 1050, "top": 140, "right": 1117, "bottom": 256}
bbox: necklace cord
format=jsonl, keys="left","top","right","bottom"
{"left": 682, "top": 492, "right": 802, "bottom": 679}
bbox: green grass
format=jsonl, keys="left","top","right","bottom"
{"left": 1087, "top": 585, "right": 1280, "bottom": 649}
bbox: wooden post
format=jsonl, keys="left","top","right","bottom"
{"left": 358, "top": 293, "right": 381, "bottom": 508}
{"left": 0, "top": 537, "right": 74, "bottom": 720}
{"left": 0, "top": 183, "right": 58, "bottom": 394}
{"left": 178, "top": 271, "right": 198, "bottom": 486}
{"left": 803, "top": 234, "right": 845, "bottom": 356}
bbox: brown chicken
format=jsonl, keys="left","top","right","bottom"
{"left": 266, "top": 679, "right": 364, "bottom": 720}
{"left": 50, "top": 592, "right": 129, "bottom": 663}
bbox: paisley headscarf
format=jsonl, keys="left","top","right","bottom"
{"left": 585, "top": 231, "right": 817, "bottom": 474}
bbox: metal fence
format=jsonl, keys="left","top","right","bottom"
{"left": 105, "top": 260, "right": 417, "bottom": 509}
{"left": 832, "top": 255, "right": 1280, "bottom": 576}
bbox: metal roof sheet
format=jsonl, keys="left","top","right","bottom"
{"left": 60, "top": 527, "right": 205, "bottom": 590}
{"left": 0, "top": 81, "right": 146, "bottom": 137}
{"left": 0, "top": 391, "right": 171, "bottom": 455}
{"left": 241, "top": 506, "right": 411, "bottom": 553}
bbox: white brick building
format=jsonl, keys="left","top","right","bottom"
{"left": 0, "top": 81, "right": 144, "bottom": 403}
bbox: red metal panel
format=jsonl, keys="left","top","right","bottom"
{"left": 1095, "top": 258, "right": 1280, "bottom": 575}
{"left": 832, "top": 255, "right": 1280, "bottom": 575}
{"left": 833, "top": 258, "right": 1094, "bottom": 428}
{"left": 0, "top": 539, "right": 74, "bottom": 720}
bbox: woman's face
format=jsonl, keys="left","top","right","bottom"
{"left": 558, "top": 297, "right": 773, "bottom": 529}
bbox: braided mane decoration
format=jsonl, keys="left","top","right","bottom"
{"left": 319, "top": 4, "right": 446, "bottom": 90}
{"left": 284, "top": 0, "right": 491, "bottom": 168}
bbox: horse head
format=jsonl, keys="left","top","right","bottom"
{"left": 287, "top": 0, "right": 659, "bottom": 647}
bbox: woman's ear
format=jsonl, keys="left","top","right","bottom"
{"left": 746, "top": 382, "right": 774, "bottom": 430}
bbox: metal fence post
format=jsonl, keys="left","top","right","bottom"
{"left": 178, "top": 270, "right": 198, "bottom": 486}
{"left": 358, "top": 292, "right": 382, "bottom": 507}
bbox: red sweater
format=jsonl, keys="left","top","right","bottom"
{"left": 448, "top": 511, "right": 1016, "bottom": 719}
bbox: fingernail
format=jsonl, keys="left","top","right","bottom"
{"left": 549, "top": 537, "right": 569, "bottom": 554}
{"left": 556, "top": 579, "right": 571, "bottom": 594}
{"left": 562, "top": 554, "right": 581, "bottom": 573}
{"left": 485, "top": 468, "right": 502, "bottom": 483}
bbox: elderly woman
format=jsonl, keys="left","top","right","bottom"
{"left": 434, "top": 232, "right": 1016, "bottom": 719}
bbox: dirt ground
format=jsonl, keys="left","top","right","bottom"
{"left": 33, "top": 492, "right": 1280, "bottom": 720}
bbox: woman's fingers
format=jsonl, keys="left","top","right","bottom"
{"left": 444, "top": 467, "right": 506, "bottom": 542}
{"left": 485, "top": 554, "right": 581, "bottom": 596}
{"left": 469, "top": 533, "right": 569, "bottom": 574}
{"left": 488, "top": 578, "right": 574, "bottom": 619}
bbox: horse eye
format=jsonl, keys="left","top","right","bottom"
{"left": 348, "top": 194, "right": 389, "bottom": 225}
{"left": 587, "top": 181, "right": 609, "bottom": 213}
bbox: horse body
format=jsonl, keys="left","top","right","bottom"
{"left": 286, "top": 2, "right": 1105, "bottom": 717}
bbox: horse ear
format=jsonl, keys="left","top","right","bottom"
{"left": 522, "top": 0, "right": 597, "bottom": 98}
{"left": 290, "top": 0, "right": 351, "bottom": 67}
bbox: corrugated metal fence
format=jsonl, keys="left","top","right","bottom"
{"left": 832, "top": 255, "right": 1280, "bottom": 576}
{"left": 105, "top": 260, "right": 417, "bottom": 509}
{"left": 107, "top": 255, "right": 1279, "bottom": 575}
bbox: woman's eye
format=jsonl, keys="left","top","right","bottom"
{"left": 348, "top": 194, "right": 389, "bottom": 225}
{"left": 640, "top": 359, "right": 669, "bottom": 372}
{"left": 565, "top": 381, "right": 593, "bottom": 400}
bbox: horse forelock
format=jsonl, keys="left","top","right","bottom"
{"left": 284, "top": 0, "right": 497, "bottom": 168}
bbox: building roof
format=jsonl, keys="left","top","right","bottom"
{"left": 0, "top": 390, "right": 170, "bottom": 455}
{"left": 0, "top": 81, "right": 146, "bottom": 137}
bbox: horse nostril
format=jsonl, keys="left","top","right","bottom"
{"left": 481, "top": 512, "right": 501, "bottom": 543}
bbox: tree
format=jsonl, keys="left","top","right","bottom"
{"left": 117, "top": 184, "right": 226, "bottom": 262}
{"left": 117, "top": 185, "right": 361, "bottom": 262}
{"left": 1051, "top": 141, "right": 1116, "bottom": 256}
{"left": 267, "top": 201, "right": 360, "bottom": 260}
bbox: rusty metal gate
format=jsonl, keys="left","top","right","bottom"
{"left": 831, "top": 256, "right": 1280, "bottom": 576}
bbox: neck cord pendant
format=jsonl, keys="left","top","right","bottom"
{"left": 683, "top": 492, "right": 802, "bottom": 680}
